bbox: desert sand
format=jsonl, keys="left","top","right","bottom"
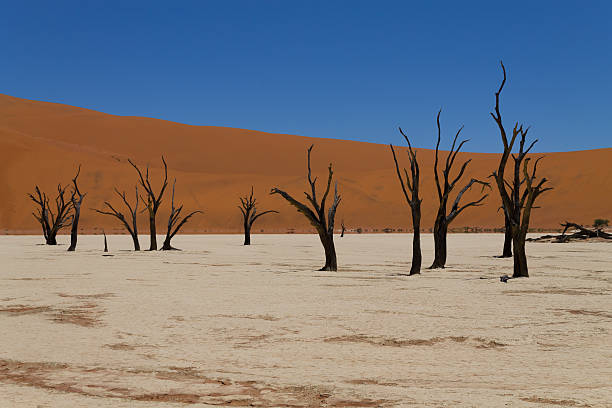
{"left": 0, "top": 233, "right": 610, "bottom": 407}
{"left": 1, "top": 93, "right": 611, "bottom": 234}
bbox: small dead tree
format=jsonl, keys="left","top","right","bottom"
{"left": 103, "top": 231, "right": 108, "bottom": 252}
{"left": 29, "top": 184, "right": 73, "bottom": 245}
{"left": 340, "top": 220, "right": 346, "bottom": 237}
{"left": 430, "top": 110, "right": 490, "bottom": 268}
{"left": 68, "top": 165, "right": 86, "bottom": 251}
{"left": 161, "top": 179, "right": 202, "bottom": 250}
{"left": 491, "top": 62, "right": 552, "bottom": 278}
{"left": 128, "top": 156, "right": 168, "bottom": 250}
{"left": 94, "top": 187, "right": 141, "bottom": 251}
{"left": 271, "top": 145, "right": 341, "bottom": 271}
{"left": 390, "top": 127, "right": 422, "bottom": 276}
{"left": 239, "top": 187, "right": 277, "bottom": 245}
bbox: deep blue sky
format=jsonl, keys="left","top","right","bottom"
{"left": 1, "top": 1, "right": 610, "bottom": 152}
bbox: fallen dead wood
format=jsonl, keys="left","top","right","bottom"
{"left": 527, "top": 222, "right": 612, "bottom": 243}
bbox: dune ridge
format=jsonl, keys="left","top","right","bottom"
{"left": 1, "top": 93, "right": 610, "bottom": 234}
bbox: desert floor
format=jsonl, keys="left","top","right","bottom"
{"left": 0, "top": 234, "right": 610, "bottom": 407}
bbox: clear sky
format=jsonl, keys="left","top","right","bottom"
{"left": 1, "top": 1, "right": 610, "bottom": 152}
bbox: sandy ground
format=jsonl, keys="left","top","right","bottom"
{"left": 0, "top": 233, "right": 610, "bottom": 407}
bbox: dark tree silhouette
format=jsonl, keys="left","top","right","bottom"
{"left": 128, "top": 157, "right": 168, "bottom": 250}
{"left": 239, "top": 187, "right": 277, "bottom": 245}
{"left": 103, "top": 231, "right": 109, "bottom": 252}
{"left": 161, "top": 179, "right": 202, "bottom": 250}
{"left": 491, "top": 62, "right": 552, "bottom": 278}
{"left": 94, "top": 187, "right": 141, "bottom": 251}
{"left": 430, "top": 110, "right": 490, "bottom": 269}
{"left": 501, "top": 213, "right": 513, "bottom": 258}
{"left": 528, "top": 222, "right": 612, "bottom": 242}
{"left": 68, "top": 165, "right": 86, "bottom": 251}
{"left": 29, "top": 184, "right": 73, "bottom": 245}
{"left": 271, "top": 145, "right": 341, "bottom": 271}
{"left": 390, "top": 127, "right": 422, "bottom": 276}
{"left": 340, "top": 220, "right": 346, "bottom": 237}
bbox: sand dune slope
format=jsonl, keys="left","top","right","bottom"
{"left": 1, "top": 93, "right": 610, "bottom": 234}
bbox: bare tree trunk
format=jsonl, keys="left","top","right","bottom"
{"left": 149, "top": 215, "right": 157, "bottom": 250}
{"left": 67, "top": 204, "right": 80, "bottom": 251}
{"left": 410, "top": 206, "right": 422, "bottom": 275}
{"left": 161, "top": 237, "right": 173, "bottom": 250}
{"left": 244, "top": 222, "right": 251, "bottom": 245}
{"left": 320, "top": 231, "right": 337, "bottom": 271}
{"left": 103, "top": 232, "right": 108, "bottom": 252}
{"left": 132, "top": 234, "right": 141, "bottom": 251}
{"left": 47, "top": 235, "right": 58, "bottom": 245}
{"left": 430, "top": 212, "right": 448, "bottom": 269}
{"left": 512, "top": 232, "right": 528, "bottom": 278}
{"left": 501, "top": 214, "right": 512, "bottom": 257}
{"left": 68, "top": 166, "right": 85, "bottom": 252}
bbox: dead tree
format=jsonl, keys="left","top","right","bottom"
{"left": 390, "top": 127, "right": 422, "bottom": 275}
{"left": 94, "top": 187, "right": 141, "bottom": 250}
{"left": 29, "top": 184, "right": 73, "bottom": 245}
{"left": 430, "top": 110, "right": 490, "bottom": 268}
{"left": 128, "top": 156, "right": 168, "bottom": 250}
{"left": 491, "top": 61, "right": 552, "bottom": 278}
{"left": 271, "top": 145, "right": 341, "bottom": 271}
{"left": 239, "top": 186, "right": 277, "bottom": 245}
{"left": 528, "top": 222, "right": 612, "bottom": 242}
{"left": 103, "top": 231, "right": 108, "bottom": 252}
{"left": 68, "top": 166, "right": 86, "bottom": 251}
{"left": 340, "top": 220, "right": 346, "bottom": 237}
{"left": 161, "top": 179, "right": 202, "bottom": 250}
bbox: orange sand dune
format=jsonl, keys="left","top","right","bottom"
{"left": 0, "top": 93, "right": 610, "bottom": 235}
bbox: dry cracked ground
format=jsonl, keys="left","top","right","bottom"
{"left": 0, "top": 234, "right": 610, "bottom": 407}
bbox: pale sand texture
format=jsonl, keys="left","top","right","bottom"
{"left": 0, "top": 234, "right": 610, "bottom": 407}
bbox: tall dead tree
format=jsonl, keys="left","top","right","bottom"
{"left": 271, "top": 145, "right": 341, "bottom": 271}
{"left": 29, "top": 184, "right": 73, "bottom": 245}
{"left": 161, "top": 179, "right": 202, "bottom": 250}
{"left": 239, "top": 186, "right": 278, "bottom": 245}
{"left": 491, "top": 62, "right": 552, "bottom": 278}
{"left": 390, "top": 127, "right": 422, "bottom": 276}
{"left": 94, "top": 187, "right": 141, "bottom": 251}
{"left": 128, "top": 157, "right": 168, "bottom": 250}
{"left": 430, "top": 110, "right": 490, "bottom": 269}
{"left": 68, "top": 165, "right": 86, "bottom": 251}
